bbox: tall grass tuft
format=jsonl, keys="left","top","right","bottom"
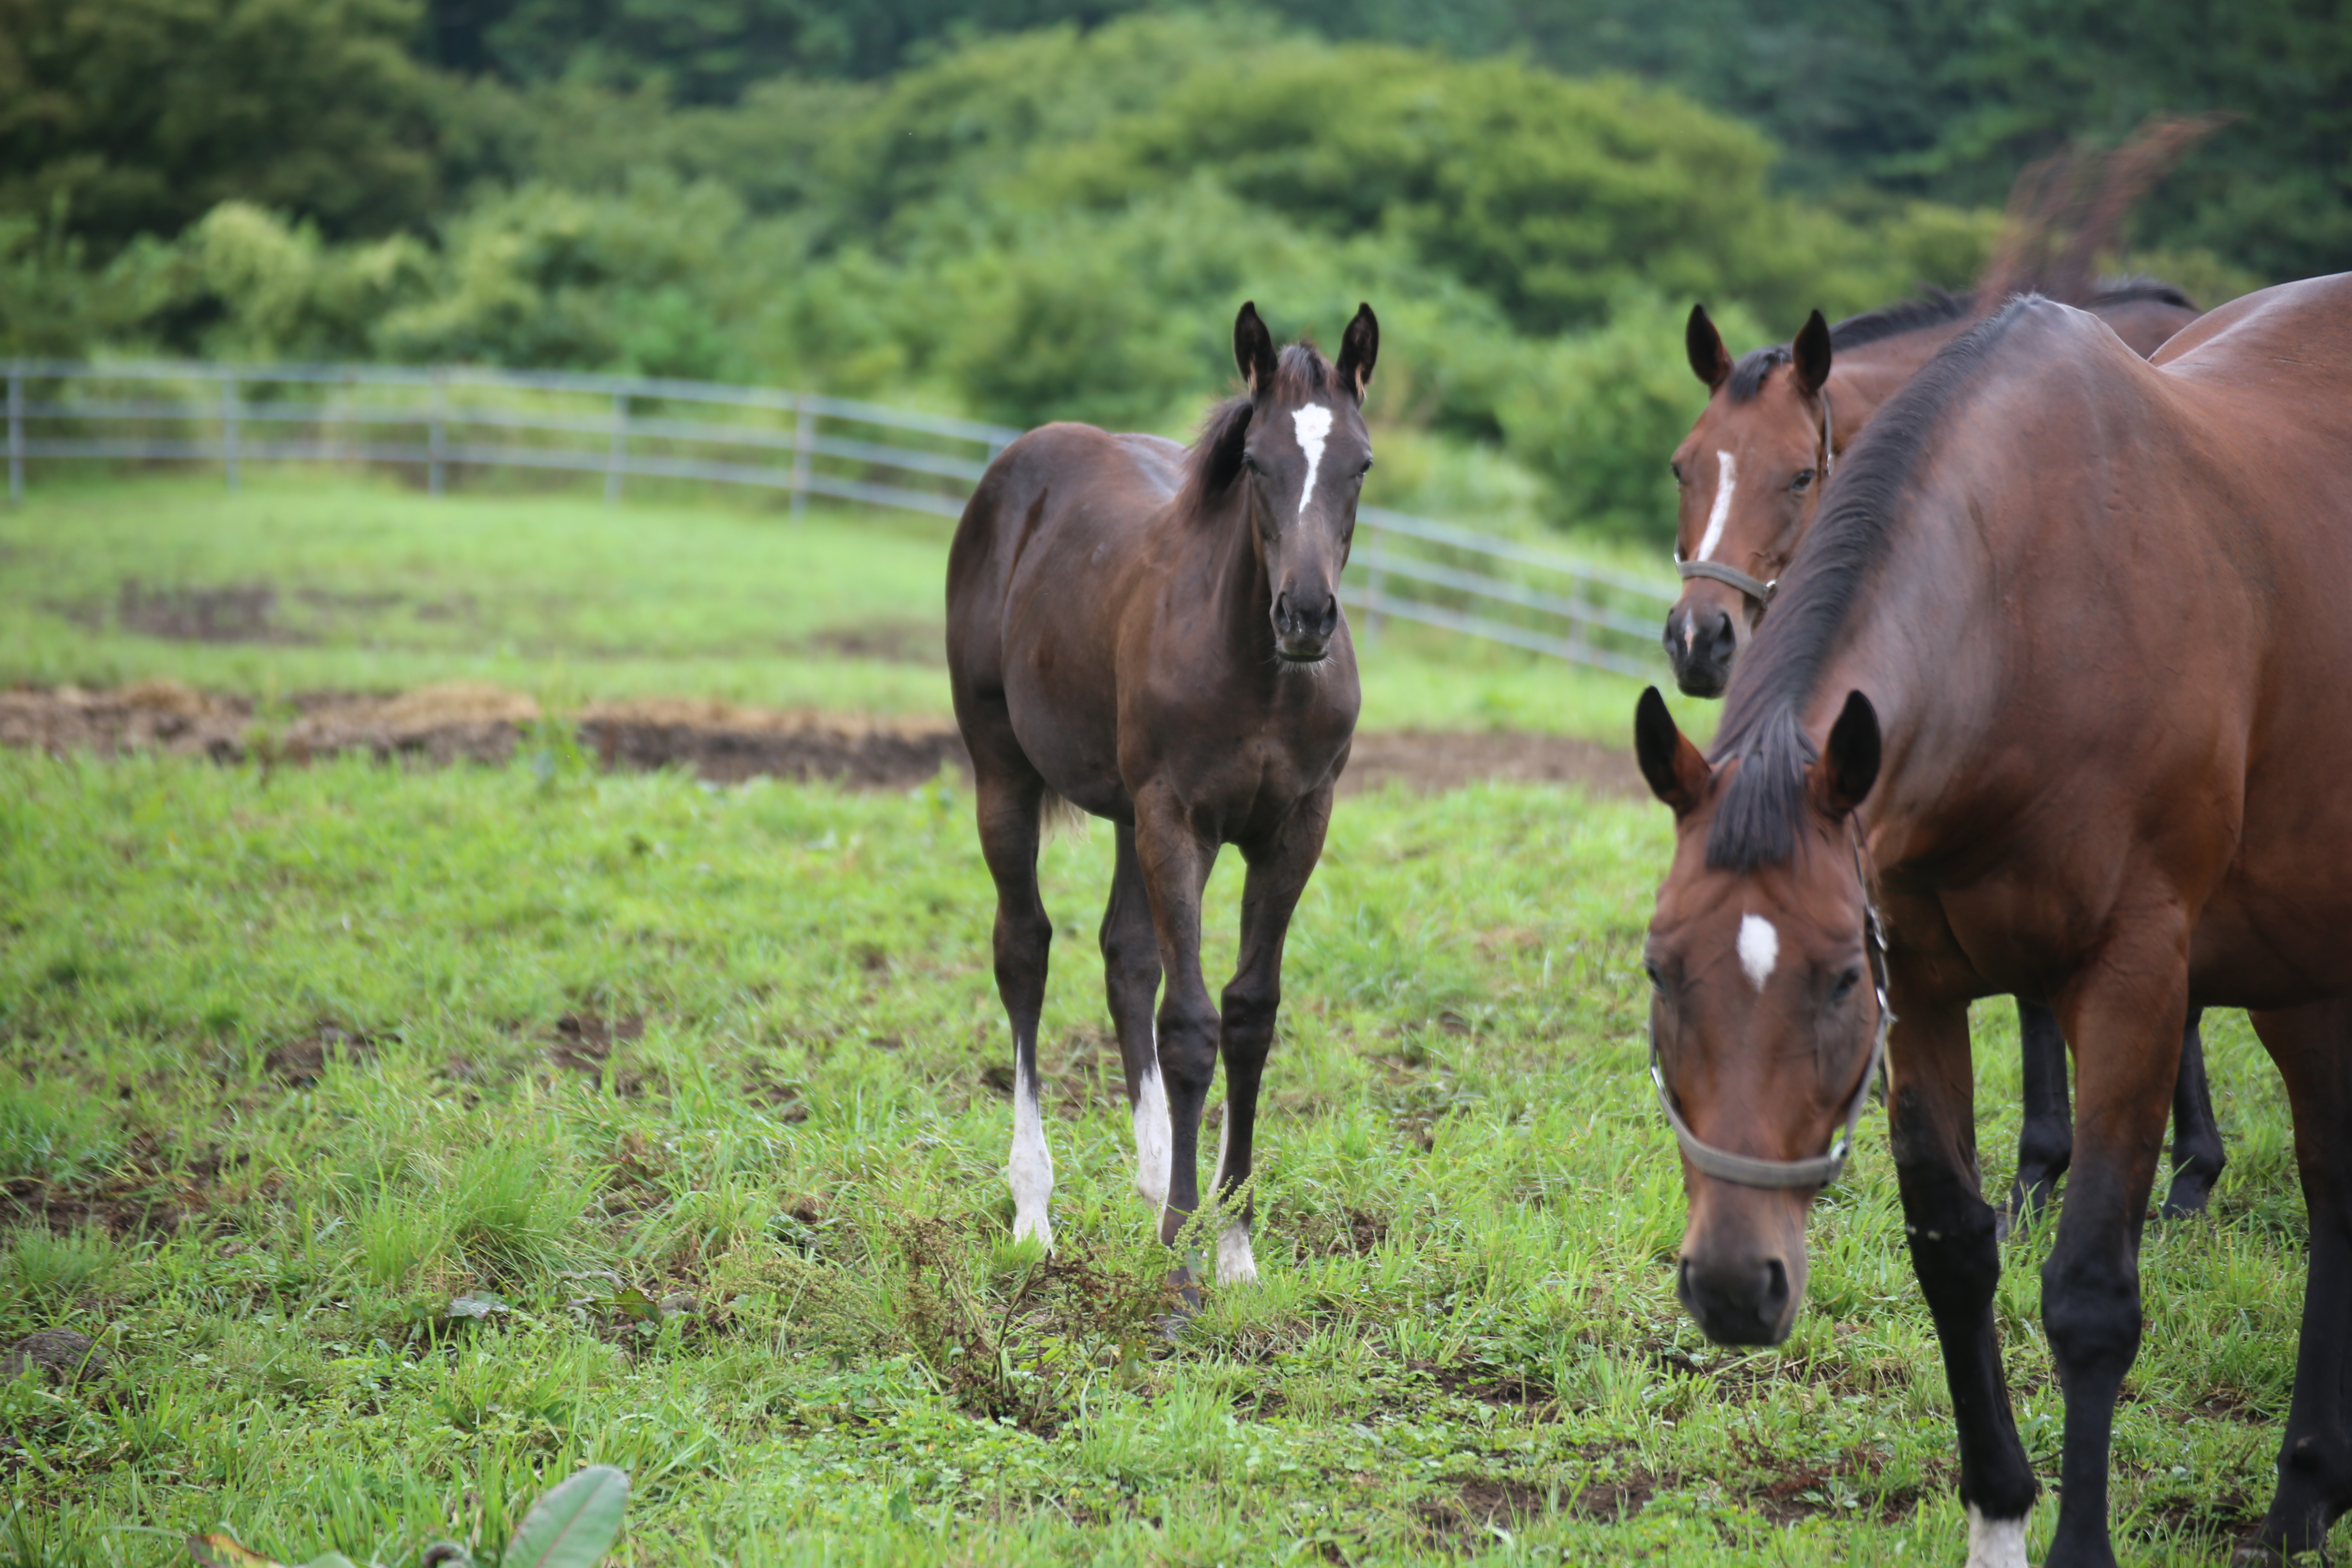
{"left": 445, "top": 1140, "right": 599, "bottom": 1283}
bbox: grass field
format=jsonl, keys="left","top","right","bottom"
{"left": 0, "top": 744, "right": 2315, "bottom": 1566}
{"left": 0, "top": 472, "right": 1681, "bottom": 744}
{"left": 1, "top": 472, "right": 2309, "bottom": 1565}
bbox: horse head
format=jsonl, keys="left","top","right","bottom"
{"left": 1633, "top": 685, "right": 1885, "bottom": 1346}
{"left": 1231, "top": 301, "right": 1377, "bottom": 665}
{"left": 1665, "top": 305, "right": 1835, "bottom": 699}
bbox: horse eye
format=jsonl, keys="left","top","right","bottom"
{"left": 1792, "top": 468, "right": 1817, "bottom": 492}
{"left": 1670, "top": 461, "right": 1685, "bottom": 484}
{"left": 1359, "top": 458, "right": 1374, "bottom": 476}
{"left": 1644, "top": 960, "right": 1666, "bottom": 993}
{"left": 1829, "top": 966, "right": 1862, "bottom": 1003}
{"left": 1241, "top": 452, "right": 1261, "bottom": 474}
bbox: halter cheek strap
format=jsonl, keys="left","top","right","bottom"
{"left": 1671, "top": 394, "right": 1835, "bottom": 616}
{"left": 1649, "top": 824, "right": 1891, "bottom": 1191}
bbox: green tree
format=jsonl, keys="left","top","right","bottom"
{"left": 0, "top": 0, "right": 444, "bottom": 255}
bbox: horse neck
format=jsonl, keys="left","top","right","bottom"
{"left": 1829, "top": 325, "right": 1975, "bottom": 445}
{"left": 1186, "top": 485, "right": 1275, "bottom": 656}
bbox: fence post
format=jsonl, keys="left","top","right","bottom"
{"left": 789, "top": 393, "right": 813, "bottom": 521}
{"left": 604, "top": 392, "right": 627, "bottom": 505}
{"left": 428, "top": 372, "right": 446, "bottom": 498}
{"left": 222, "top": 375, "right": 240, "bottom": 493}
{"left": 1568, "top": 563, "right": 1589, "bottom": 662}
{"left": 7, "top": 370, "right": 22, "bottom": 507}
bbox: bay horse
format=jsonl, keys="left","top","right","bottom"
{"left": 1633, "top": 274, "right": 2352, "bottom": 1566}
{"left": 1667, "top": 284, "right": 2220, "bottom": 1233}
{"left": 947, "top": 302, "right": 1377, "bottom": 1294}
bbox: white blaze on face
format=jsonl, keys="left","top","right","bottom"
{"left": 1964, "top": 1506, "right": 2028, "bottom": 1568}
{"left": 1133, "top": 1053, "right": 1171, "bottom": 1212}
{"left": 1292, "top": 403, "right": 1334, "bottom": 519}
{"left": 1695, "top": 448, "right": 1737, "bottom": 561}
{"left": 1737, "top": 913, "right": 1780, "bottom": 992}
{"left": 1007, "top": 1058, "right": 1055, "bottom": 1249}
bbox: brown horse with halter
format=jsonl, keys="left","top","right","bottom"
{"left": 947, "top": 302, "right": 1376, "bottom": 1295}
{"left": 1666, "top": 282, "right": 2221, "bottom": 1236}
{"left": 1634, "top": 273, "right": 2352, "bottom": 1566}
{"left": 1659, "top": 125, "right": 2227, "bottom": 1236}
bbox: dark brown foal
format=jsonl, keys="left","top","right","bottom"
{"left": 946, "top": 302, "right": 1376, "bottom": 1292}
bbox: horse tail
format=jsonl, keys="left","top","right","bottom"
{"left": 1040, "top": 790, "right": 1091, "bottom": 844}
{"left": 1976, "top": 113, "right": 2228, "bottom": 310}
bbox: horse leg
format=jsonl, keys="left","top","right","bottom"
{"left": 2010, "top": 996, "right": 2073, "bottom": 1232}
{"left": 2160, "top": 1007, "right": 2225, "bottom": 1219}
{"left": 2042, "top": 934, "right": 2188, "bottom": 1568}
{"left": 1100, "top": 823, "right": 1169, "bottom": 1211}
{"left": 1211, "top": 787, "right": 1334, "bottom": 1285}
{"left": 1888, "top": 996, "right": 2039, "bottom": 1566}
{"left": 2244, "top": 998, "right": 2352, "bottom": 1563}
{"left": 973, "top": 765, "right": 1056, "bottom": 1248}
{"left": 1131, "top": 791, "right": 1220, "bottom": 1301}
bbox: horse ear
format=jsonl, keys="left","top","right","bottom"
{"left": 1686, "top": 303, "right": 1732, "bottom": 390}
{"left": 1334, "top": 302, "right": 1378, "bottom": 402}
{"left": 1792, "top": 310, "right": 1833, "bottom": 398}
{"left": 1815, "top": 690, "right": 1881, "bottom": 817}
{"left": 1235, "top": 301, "right": 1279, "bottom": 395}
{"left": 1635, "top": 687, "right": 1711, "bottom": 817}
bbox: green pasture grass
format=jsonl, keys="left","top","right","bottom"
{"left": 0, "top": 470, "right": 1680, "bottom": 744}
{"left": 0, "top": 745, "right": 2308, "bottom": 1565}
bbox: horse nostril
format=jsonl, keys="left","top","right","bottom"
{"left": 1760, "top": 1256, "right": 1789, "bottom": 1316}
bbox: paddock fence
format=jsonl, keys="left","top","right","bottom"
{"left": 2, "top": 358, "right": 1673, "bottom": 678}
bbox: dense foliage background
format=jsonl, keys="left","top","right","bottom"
{"left": 0, "top": 0, "right": 2334, "bottom": 538}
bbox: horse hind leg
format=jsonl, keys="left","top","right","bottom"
{"left": 2245, "top": 998, "right": 2352, "bottom": 1563}
{"left": 1100, "top": 823, "right": 1169, "bottom": 1211}
{"left": 2160, "top": 1008, "right": 2226, "bottom": 1219}
{"left": 975, "top": 767, "right": 1056, "bottom": 1247}
{"left": 2008, "top": 996, "right": 2073, "bottom": 1234}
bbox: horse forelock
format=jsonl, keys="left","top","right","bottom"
{"left": 1725, "top": 346, "right": 1792, "bottom": 404}
{"left": 1703, "top": 296, "right": 2045, "bottom": 871}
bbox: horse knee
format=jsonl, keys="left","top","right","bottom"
{"left": 1220, "top": 982, "right": 1279, "bottom": 1044}
{"left": 2040, "top": 1251, "right": 2141, "bottom": 1381}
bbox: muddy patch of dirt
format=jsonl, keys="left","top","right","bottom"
{"left": 263, "top": 1024, "right": 377, "bottom": 1087}
{"left": 802, "top": 619, "right": 943, "bottom": 665}
{"left": 547, "top": 1012, "right": 650, "bottom": 1094}
{"left": 116, "top": 581, "right": 287, "bottom": 642}
{"left": 1, "top": 682, "right": 1647, "bottom": 797}
{"left": 1344, "top": 729, "right": 1645, "bottom": 799}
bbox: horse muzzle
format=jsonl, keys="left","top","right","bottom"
{"left": 1677, "top": 1194, "right": 1808, "bottom": 1345}
{"left": 1664, "top": 601, "right": 1738, "bottom": 698}
{"left": 1274, "top": 588, "right": 1340, "bottom": 662}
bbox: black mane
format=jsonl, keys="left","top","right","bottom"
{"left": 1702, "top": 297, "right": 2043, "bottom": 871}
{"left": 1176, "top": 341, "right": 1332, "bottom": 514}
{"left": 2087, "top": 276, "right": 2199, "bottom": 311}
{"left": 1721, "top": 280, "right": 2192, "bottom": 407}
{"left": 1829, "top": 289, "right": 1976, "bottom": 353}
{"left": 1722, "top": 292, "right": 1977, "bottom": 403}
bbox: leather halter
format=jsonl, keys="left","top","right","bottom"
{"left": 1673, "top": 392, "right": 1836, "bottom": 614}
{"left": 1650, "top": 824, "right": 1891, "bottom": 1190}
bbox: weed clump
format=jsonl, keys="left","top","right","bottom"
{"left": 890, "top": 1217, "right": 1174, "bottom": 1434}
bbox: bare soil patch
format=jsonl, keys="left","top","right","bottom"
{"left": 263, "top": 1024, "right": 377, "bottom": 1087}
{"left": 0, "top": 682, "right": 1646, "bottom": 797}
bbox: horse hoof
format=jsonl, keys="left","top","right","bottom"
{"left": 2160, "top": 1176, "right": 2219, "bottom": 1221}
